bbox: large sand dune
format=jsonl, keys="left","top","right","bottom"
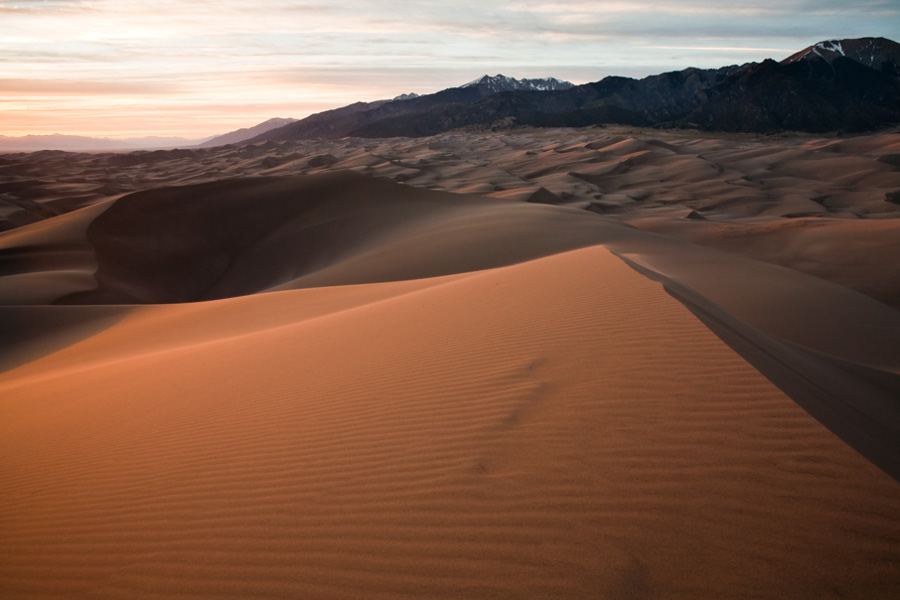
{"left": 1, "top": 129, "right": 899, "bottom": 598}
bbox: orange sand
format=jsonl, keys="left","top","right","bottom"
{"left": 1, "top": 130, "right": 899, "bottom": 599}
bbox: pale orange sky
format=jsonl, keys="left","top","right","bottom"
{"left": 1, "top": 0, "right": 895, "bottom": 139}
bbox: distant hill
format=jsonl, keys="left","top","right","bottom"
{"left": 249, "top": 37, "right": 900, "bottom": 142}
{"left": 0, "top": 117, "right": 301, "bottom": 153}
{"left": 196, "top": 117, "right": 298, "bottom": 148}
{"left": 0, "top": 134, "right": 209, "bottom": 152}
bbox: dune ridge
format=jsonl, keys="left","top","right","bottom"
{"left": 2, "top": 130, "right": 899, "bottom": 598}
{"left": 3, "top": 245, "right": 899, "bottom": 599}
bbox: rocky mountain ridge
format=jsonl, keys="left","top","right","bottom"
{"left": 248, "top": 37, "right": 900, "bottom": 142}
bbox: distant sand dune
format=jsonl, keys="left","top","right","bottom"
{"left": 1, "top": 130, "right": 899, "bottom": 598}
{"left": 4, "top": 127, "right": 899, "bottom": 308}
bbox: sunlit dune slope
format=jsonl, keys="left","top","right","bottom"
{"left": 2, "top": 244, "right": 899, "bottom": 599}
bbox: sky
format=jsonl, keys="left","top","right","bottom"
{"left": 2, "top": 0, "right": 897, "bottom": 139}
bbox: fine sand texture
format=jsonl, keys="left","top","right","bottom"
{"left": 1, "top": 129, "right": 900, "bottom": 599}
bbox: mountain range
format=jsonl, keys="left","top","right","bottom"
{"left": 0, "top": 134, "right": 210, "bottom": 152}
{"left": 244, "top": 75, "right": 575, "bottom": 144}
{"left": 247, "top": 36, "right": 900, "bottom": 143}
{"left": 0, "top": 118, "right": 295, "bottom": 153}
{"left": 3, "top": 37, "right": 898, "bottom": 153}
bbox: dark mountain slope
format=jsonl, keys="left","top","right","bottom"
{"left": 251, "top": 37, "right": 900, "bottom": 142}
{"left": 683, "top": 55, "right": 900, "bottom": 132}
{"left": 258, "top": 75, "right": 573, "bottom": 142}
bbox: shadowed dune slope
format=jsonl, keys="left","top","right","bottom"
{"left": 0, "top": 201, "right": 112, "bottom": 304}
{"left": 55, "top": 171, "right": 618, "bottom": 304}
{"left": 606, "top": 234, "right": 900, "bottom": 481}
{"left": 628, "top": 216, "right": 900, "bottom": 312}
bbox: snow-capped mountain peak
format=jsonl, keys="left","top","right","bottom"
{"left": 782, "top": 37, "right": 900, "bottom": 72}
{"left": 785, "top": 39, "right": 847, "bottom": 63}
{"left": 462, "top": 74, "right": 574, "bottom": 93}
{"left": 815, "top": 40, "right": 846, "bottom": 57}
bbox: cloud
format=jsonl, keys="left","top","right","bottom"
{"left": 649, "top": 45, "right": 796, "bottom": 53}
{"left": 506, "top": 0, "right": 896, "bottom": 15}
{"left": 0, "top": 77, "right": 176, "bottom": 95}
{"left": 0, "top": 0, "right": 87, "bottom": 11}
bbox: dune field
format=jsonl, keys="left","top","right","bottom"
{"left": 1, "top": 127, "right": 899, "bottom": 598}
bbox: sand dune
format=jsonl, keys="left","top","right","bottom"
{"left": 3, "top": 244, "right": 899, "bottom": 599}
{"left": 2, "top": 129, "right": 899, "bottom": 598}
{"left": 4, "top": 127, "right": 899, "bottom": 229}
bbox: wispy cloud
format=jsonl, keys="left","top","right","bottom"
{"left": 649, "top": 46, "right": 796, "bottom": 53}
{"left": 0, "top": 77, "right": 176, "bottom": 94}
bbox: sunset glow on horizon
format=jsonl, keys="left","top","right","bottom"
{"left": 2, "top": 0, "right": 896, "bottom": 139}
